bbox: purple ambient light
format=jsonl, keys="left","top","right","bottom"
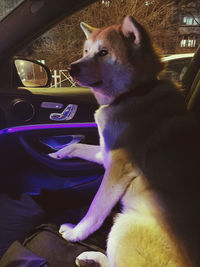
{"left": 0, "top": 122, "right": 97, "bottom": 135}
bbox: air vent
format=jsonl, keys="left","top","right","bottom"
{"left": 12, "top": 99, "right": 35, "bottom": 122}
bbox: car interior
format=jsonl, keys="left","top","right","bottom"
{"left": 0, "top": 0, "right": 200, "bottom": 263}
{"left": 0, "top": 0, "right": 104, "bottom": 199}
{"left": 0, "top": 0, "right": 106, "bottom": 259}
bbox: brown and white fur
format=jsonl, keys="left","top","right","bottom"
{"left": 49, "top": 16, "right": 200, "bottom": 266}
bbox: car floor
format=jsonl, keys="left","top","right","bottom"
{"left": 31, "top": 174, "right": 117, "bottom": 251}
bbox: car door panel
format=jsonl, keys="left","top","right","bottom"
{"left": 0, "top": 87, "right": 104, "bottom": 196}
{"left": 0, "top": 87, "right": 97, "bottom": 127}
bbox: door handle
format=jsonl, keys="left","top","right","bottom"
{"left": 49, "top": 104, "right": 78, "bottom": 121}
{"left": 40, "top": 134, "right": 85, "bottom": 150}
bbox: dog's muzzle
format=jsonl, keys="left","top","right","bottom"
{"left": 68, "top": 63, "right": 80, "bottom": 77}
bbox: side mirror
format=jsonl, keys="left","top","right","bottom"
{"left": 14, "top": 57, "right": 51, "bottom": 87}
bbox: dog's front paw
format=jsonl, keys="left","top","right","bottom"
{"left": 48, "top": 143, "right": 84, "bottom": 160}
{"left": 76, "top": 251, "right": 110, "bottom": 267}
{"left": 59, "top": 223, "right": 85, "bottom": 242}
{"left": 59, "top": 223, "right": 78, "bottom": 242}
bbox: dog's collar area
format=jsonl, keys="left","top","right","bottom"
{"left": 111, "top": 79, "right": 159, "bottom": 105}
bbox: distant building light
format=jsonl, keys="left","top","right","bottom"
{"left": 102, "top": 0, "right": 110, "bottom": 7}
{"left": 180, "top": 36, "right": 197, "bottom": 48}
{"left": 37, "top": 59, "right": 45, "bottom": 65}
{"left": 181, "top": 39, "right": 186, "bottom": 47}
{"left": 145, "top": 0, "right": 154, "bottom": 5}
{"left": 182, "top": 15, "right": 200, "bottom": 26}
{"left": 188, "top": 39, "right": 196, "bottom": 47}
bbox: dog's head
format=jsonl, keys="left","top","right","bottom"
{"left": 69, "top": 16, "right": 163, "bottom": 104}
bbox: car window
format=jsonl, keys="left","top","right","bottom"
{"left": 0, "top": 0, "right": 24, "bottom": 22}
{"left": 17, "top": 0, "right": 200, "bottom": 88}
{"left": 160, "top": 57, "right": 193, "bottom": 83}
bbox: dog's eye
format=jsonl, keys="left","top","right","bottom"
{"left": 98, "top": 50, "right": 108, "bottom": 56}
{"left": 84, "top": 49, "right": 88, "bottom": 54}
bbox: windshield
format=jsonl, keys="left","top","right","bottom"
{"left": 0, "top": 0, "right": 24, "bottom": 22}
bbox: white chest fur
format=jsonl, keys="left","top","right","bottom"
{"left": 94, "top": 105, "right": 109, "bottom": 165}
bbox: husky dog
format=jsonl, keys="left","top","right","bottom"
{"left": 50, "top": 16, "right": 200, "bottom": 266}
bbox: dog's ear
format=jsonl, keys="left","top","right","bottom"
{"left": 80, "top": 22, "right": 98, "bottom": 39}
{"left": 121, "top": 16, "right": 141, "bottom": 45}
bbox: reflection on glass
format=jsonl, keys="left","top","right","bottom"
{"left": 15, "top": 59, "right": 48, "bottom": 87}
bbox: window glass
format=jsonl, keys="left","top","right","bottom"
{"left": 17, "top": 0, "right": 200, "bottom": 88}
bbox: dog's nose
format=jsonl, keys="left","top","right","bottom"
{"left": 68, "top": 63, "right": 80, "bottom": 77}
